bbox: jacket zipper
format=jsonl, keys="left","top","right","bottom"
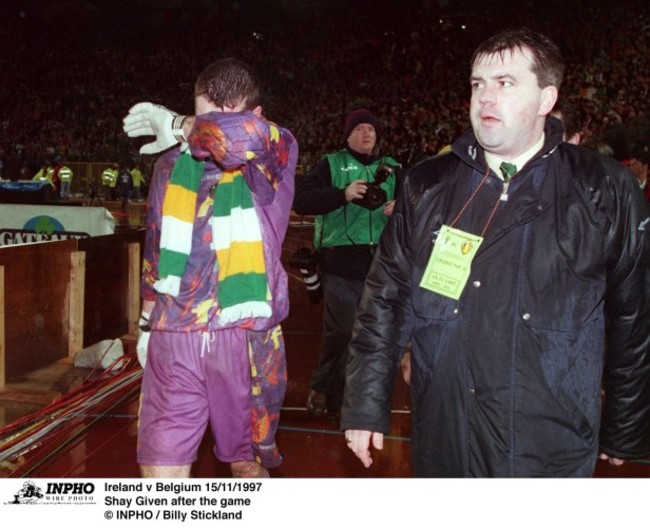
{"left": 500, "top": 181, "right": 510, "bottom": 201}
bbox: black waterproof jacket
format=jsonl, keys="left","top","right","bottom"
{"left": 341, "top": 118, "right": 650, "bottom": 477}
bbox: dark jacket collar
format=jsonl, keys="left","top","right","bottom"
{"left": 452, "top": 116, "right": 565, "bottom": 171}
{"left": 346, "top": 146, "right": 378, "bottom": 166}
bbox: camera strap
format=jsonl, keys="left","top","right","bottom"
{"left": 342, "top": 200, "right": 375, "bottom": 254}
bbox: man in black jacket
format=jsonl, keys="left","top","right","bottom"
{"left": 342, "top": 28, "right": 649, "bottom": 477}
{"left": 293, "top": 109, "right": 399, "bottom": 418}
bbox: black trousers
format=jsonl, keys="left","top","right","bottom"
{"left": 309, "top": 273, "right": 365, "bottom": 412}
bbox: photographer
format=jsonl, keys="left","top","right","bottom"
{"left": 293, "top": 108, "right": 399, "bottom": 418}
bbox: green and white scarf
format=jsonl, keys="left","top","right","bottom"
{"left": 155, "top": 152, "right": 271, "bottom": 323}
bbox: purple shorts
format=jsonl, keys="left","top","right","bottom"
{"left": 137, "top": 326, "right": 286, "bottom": 468}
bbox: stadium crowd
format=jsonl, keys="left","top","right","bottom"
{"left": 0, "top": 0, "right": 648, "bottom": 181}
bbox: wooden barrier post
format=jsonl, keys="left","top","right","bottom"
{"left": 127, "top": 242, "right": 141, "bottom": 338}
{"left": 68, "top": 251, "right": 86, "bottom": 359}
{"left": 0, "top": 266, "right": 5, "bottom": 388}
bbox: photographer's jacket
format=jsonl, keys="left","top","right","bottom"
{"left": 293, "top": 148, "right": 398, "bottom": 280}
{"left": 341, "top": 118, "right": 650, "bottom": 477}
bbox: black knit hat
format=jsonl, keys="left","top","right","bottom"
{"left": 343, "top": 108, "right": 379, "bottom": 142}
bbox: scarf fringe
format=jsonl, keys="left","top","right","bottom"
{"left": 219, "top": 301, "right": 272, "bottom": 324}
{"left": 154, "top": 275, "right": 182, "bottom": 296}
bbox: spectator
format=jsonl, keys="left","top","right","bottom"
{"left": 129, "top": 162, "right": 146, "bottom": 201}
{"left": 117, "top": 162, "right": 132, "bottom": 210}
{"left": 58, "top": 163, "right": 73, "bottom": 199}
{"left": 627, "top": 143, "right": 650, "bottom": 199}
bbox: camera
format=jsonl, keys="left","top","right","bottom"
{"left": 353, "top": 161, "right": 397, "bottom": 210}
{"left": 289, "top": 246, "right": 323, "bottom": 304}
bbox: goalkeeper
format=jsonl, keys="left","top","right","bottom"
{"left": 123, "top": 58, "right": 298, "bottom": 479}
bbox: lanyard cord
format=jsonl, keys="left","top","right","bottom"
{"left": 448, "top": 164, "right": 503, "bottom": 237}
{"left": 479, "top": 190, "right": 504, "bottom": 237}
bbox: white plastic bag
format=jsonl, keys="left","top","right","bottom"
{"left": 74, "top": 339, "right": 124, "bottom": 370}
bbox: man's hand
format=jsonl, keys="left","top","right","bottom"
{"left": 400, "top": 350, "right": 411, "bottom": 385}
{"left": 383, "top": 199, "right": 395, "bottom": 216}
{"left": 599, "top": 452, "right": 625, "bottom": 466}
{"left": 123, "top": 102, "right": 188, "bottom": 155}
{"left": 344, "top": 429, "right": 384, "bottom": 468}
{"left": 345, "top": 180, "right": 368, "bottom": 202}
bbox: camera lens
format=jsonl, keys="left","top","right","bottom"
{"left": 300, "top": 268, "right": 323, "bottom": 304}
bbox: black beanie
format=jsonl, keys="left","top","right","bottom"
{"left": 343, "top": 108, "right": 379, "bottom": 142}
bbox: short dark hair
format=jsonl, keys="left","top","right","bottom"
{"left": 194, "top": 57, "right": 261, "bottom": 110}
{"left": 552, "top": 98, "right": 586, "bottom": 139}
{"left": 471, "top": 28, "right": 565, "bottom": 89}
{"left": 631, "top": 143, "right": 650, "bottom": 164}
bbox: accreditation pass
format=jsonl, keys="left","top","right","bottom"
{"left": 419, "top": 225, "right": 483, "bottom": 300}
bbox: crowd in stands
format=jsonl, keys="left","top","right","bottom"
{"left": 0, "top": 0, "right": 648, "bottom": 182}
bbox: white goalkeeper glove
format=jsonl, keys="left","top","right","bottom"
{"left": 137, "top": 312, "right": 152, "bottom": 369}
{"left": 123, "top": 102, "right": 188, "bottom": 155}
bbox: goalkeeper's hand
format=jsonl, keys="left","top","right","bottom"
{"left": 123, "top": 102, "right": 187, "bottom": 155}
{"left": 137, "top": 312, "right": 152, "bottom": 368}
